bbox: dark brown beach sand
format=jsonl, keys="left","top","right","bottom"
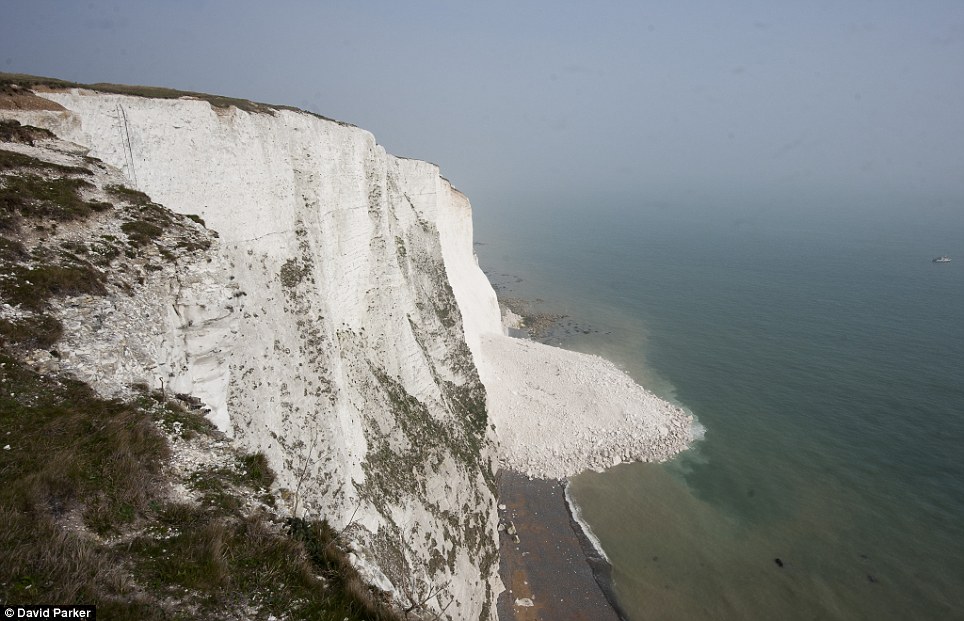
{"left": 497, "top": 470, "right": 624, "bottom": 621}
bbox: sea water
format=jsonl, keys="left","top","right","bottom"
{"left": 474, "top": 199, "right": 964, "bottom": 620}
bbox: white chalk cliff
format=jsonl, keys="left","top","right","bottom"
{"left": 13, "top": 89, "right": 503, "bottom": 620}
{"left": 7, "top": 86, "right": 694, "bottom": 619}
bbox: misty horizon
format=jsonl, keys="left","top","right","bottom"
{"left": 2, "top": 1, "right": 962, "bottom": 220}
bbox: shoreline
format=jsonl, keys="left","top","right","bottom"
{"left": 562, "top": 481, "right": 632, "bottom": 621}
{"left": 485, "top": 289, "right": 689, "bottom": 619}
{"left": 496, "top": 470, "right": 624, "bottom": 621}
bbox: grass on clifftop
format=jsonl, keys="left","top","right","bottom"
{"left": 0, "top": 72, "right": 354, "bottom": 126}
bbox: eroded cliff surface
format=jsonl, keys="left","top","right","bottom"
{"left": 4, "top": 88, "right": 503, "bottom": 620}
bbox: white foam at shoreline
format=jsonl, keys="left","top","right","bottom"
{"left": 563, "top": 480, "right": 611, "bottom": 564}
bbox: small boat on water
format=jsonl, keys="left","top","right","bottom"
{"left": 932, "top": 255, "right": 951, "bottom": 263}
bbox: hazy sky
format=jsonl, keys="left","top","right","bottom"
{"left": 2, "top": 1, "right": 963, "bottom": 218}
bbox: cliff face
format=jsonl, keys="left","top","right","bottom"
{"left": 9, "top": 89, "right": 504, "bottom": 619}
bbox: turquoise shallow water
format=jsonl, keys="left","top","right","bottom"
{"left": 475, "top": 201, "right": 964, "bottom": 620}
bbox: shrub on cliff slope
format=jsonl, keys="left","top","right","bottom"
{"left": 0, "top": 314, "right": 63, "bottom": 349}
{"left": 0, "top": 153, "right": 106, "bottom": 231}
{"left": 0, "top": 120, "right": 55, "bottom": 145}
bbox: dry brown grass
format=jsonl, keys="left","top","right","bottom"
{"left": 0, "top": 81, "right": 66, "bottom": 111}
